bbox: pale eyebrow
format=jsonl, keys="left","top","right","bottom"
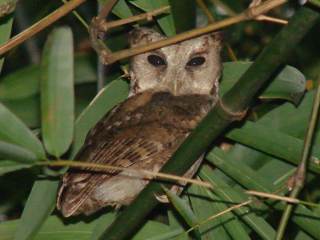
{"left": 189, "top": 50, "right": 209, "bottom": 58}
{"left": 146, "top": 49, "right": 166, "bottom": 59}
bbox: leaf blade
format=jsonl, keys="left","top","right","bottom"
{"left": 220, "top": 62, "right": 306, "bottom": 105}
{"left": 71, "top": 78, "right": 129, "bottom": 158}
{"left": 41, "top": 27, "right": 74, "bottom": 157}
{"left": 14, "top": 179, "right": 60, "bottom": 240}
{"left": 0, "top": 103, "right": 45, "bottom": 159}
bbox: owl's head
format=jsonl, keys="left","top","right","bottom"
{"left": 128, "top": 27, "right": 222, "bottom": 97}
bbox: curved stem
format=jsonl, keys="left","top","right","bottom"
{"left": 98, "top": 7, "right": 320, "bottom": 240}
{"left": 276, "top": 82, "right": 320, "bottom": 240}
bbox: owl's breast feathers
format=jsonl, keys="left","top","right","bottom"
{"left": 57, "top": 91, "right": 214, "bottom": 217}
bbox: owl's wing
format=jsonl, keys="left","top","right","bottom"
{"left": 57, "top": 125, "right": 173, "bottom": 217}
{"left": 57, "top": 91, "right": 211, "bottom": 217}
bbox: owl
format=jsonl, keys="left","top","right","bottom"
{"left": 57, "top": 27, "right": 222, "bottom": 217}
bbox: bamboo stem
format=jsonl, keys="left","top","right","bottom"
{"left": 275, "top": 82, "right": 320, "bottom": 240}
{"left": 98, "top": 6, "right": 319, "bottom": 240}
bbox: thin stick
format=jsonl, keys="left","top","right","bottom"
{"left": 276, "top": 81, "right": 320, "bottom": 239}
{"left": 246, "top": 190, "right": 299, "bottom": 204}
{"left": 198, "top": 0, "right": 238, "bottom": 61}
{"left": 196, "top": 0, "right": 215, "bottom": 23}
{"left": 250, "top": 0, "right": 288, "bottom": 25}
{"left": 209, "top": 0, "right": 236, "bottom": 16}
{"left": 100, "top": 6, "right": 170, "bottom": 30}
{"left": 98, "top": 0, "right": 118, "bottom": 19}
{"left": 100, "top": 0, "right": 287, "bottom": 64}
{"left": 36, "top": 160, "right": 213, "bottom": 189}
{"left": 246, "top": 190, "right": 320, "bottom": 208}
{"left": 185, "top": 200, "right": 252, "bottom": 234}
{"left": 61, "top": 0, "right": 89, "bottom": 29}
{"left": 257, "top": 15, "right": 288, "bottom": 24}
{"left": 0, "top": 0, "right": 87, "bottom": 56}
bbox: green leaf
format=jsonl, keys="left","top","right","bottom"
{"left": 208, "top": 146, "right": 320, "bottom": 239}
{"left": 226, "top": 121, "right": 320, "bottom": 174}
{"left": 220, "top": 62, "right": 306, "bottom": 105}
{"left": 90, "top": 213, "right": 116, "bottom": 240}
{"left": 6, "top": 215, "right": 103, "bottom": 240}
{"left": 71, "top": 78, "right": 129, "bottom": 158}
{"left": 0, "top": 103, "right": 45, "bottom": 159}
{"left": 74, "top": 54, "right": 97, "bottom": 85}
{"left": 14, "top": 179, "right": 60, "bottom": 240}
{"left": 0, "top": 54, "right": 96, "bottom": 101}
{"left": 111, "top": 0, "right": 133, "bottom": 19}
{"left": 0, "top": 65, "right": 39, "bottom": 100}
{"left": 1, "top": 213, "right": 176, "bottom": 240}
{"left": 164, "top": 187, "right": 201, "bottom": 239}
{"left": 189, "top": 184, "right": 250, "bottom": 240}
{"left": 200, "top": 167, "right": 277, "bottom": 240}
{"left": 1, "top": 96, "right": 40, "bottom": 128}
{"left": 202, "top": 189, "right": 250, "bottom": 240}
{"left": 0, "top": 141, "right": 37, "bottom": 162}
{"left": 129, "top": 0, "right": 175, "bottom": 36}
{"left": 258, "top": 90, "right": 315, "bottom": 138}
{"left": 41, "top": 27, "right": 74, "bottom": 157}
{"left": 207, "top": 148, "right": 275, "bottom": 192}
{"left": 168, "top": 0, "right": 195, "bottom": 33}
{"left": 0, "top": 160, "right": 32, "bottom": 176}
{"left": 167, "top": 211, "right": 187, "bottom": 240}
{"left": 91, "top": 211, "right": 182, "bottom": 240}
{"left": 188, "top": 184, "right": 232, "bottom": 240}
{"left": 133, "top": 221, "right": 174, "bottom": 240}
{"left": 0, "top": 3, "right": 13, "bottom": 73}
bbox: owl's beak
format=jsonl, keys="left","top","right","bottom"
{"left": 163, "top": 69, "right": 181, "bottom": 95}
{"left": 172, "top": 78, "right": 178, "bottom": 95}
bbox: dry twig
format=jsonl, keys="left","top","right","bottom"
{"left": 0, "top": 0, "right": 87, "bottom": 56}
{"left": 92, "top": 0, "right": 287, "bottom": 65}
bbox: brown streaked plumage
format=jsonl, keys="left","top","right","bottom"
{"left": 57, "top": 28, "right": 222, "bottom": 217}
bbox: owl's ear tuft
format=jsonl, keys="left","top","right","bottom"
{"left": 209, "top": 31, "right": 223, "bottom": 51}
{"left": 129, "top": 27, "right": 165, "bottom": 47}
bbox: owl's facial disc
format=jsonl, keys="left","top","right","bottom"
{"left": 129, "top": 27, "right": 222, "bottom": 97}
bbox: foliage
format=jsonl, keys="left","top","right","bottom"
{"left": 0, "top": 0, "right": 319, "bottom": 240}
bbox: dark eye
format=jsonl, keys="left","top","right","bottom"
{"left": 147, "top": 54, "right": 166, "bottom": 66}
{"left": 187, "top": 56, "right": 206, "bottom": 67}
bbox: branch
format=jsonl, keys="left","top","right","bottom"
{"left": 0, "top": 0, "right": 86, "bottom": 56}
{"left": 35, "top": 160, "right": 212, "bottom": 189}
{"left": 100, "top": 6, "right": 170, "bottom": 30}
{"left": 275, "top": 81, "right": 320, "bottom": 239}
{"left": 98, "top": 6, "right": 320, "bottom": 240}
{"left": 92, "top": 0, "right": 287, "bottom": 64}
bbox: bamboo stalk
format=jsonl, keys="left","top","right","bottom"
{"left": 275, "top": 82, "right": 320, "bottom": 239}
{"left": 98, "top": 7, "right": 320, "bottom": 240}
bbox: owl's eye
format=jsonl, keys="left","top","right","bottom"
{"left": 147, "top": 54, "right": 166, "bottom": 67}
{"left": 186, "top": 56, "right": 206, "bottom": 67}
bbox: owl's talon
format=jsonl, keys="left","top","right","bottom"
{"left": 154, "top": 193, "right": 170, "bottom": 203}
